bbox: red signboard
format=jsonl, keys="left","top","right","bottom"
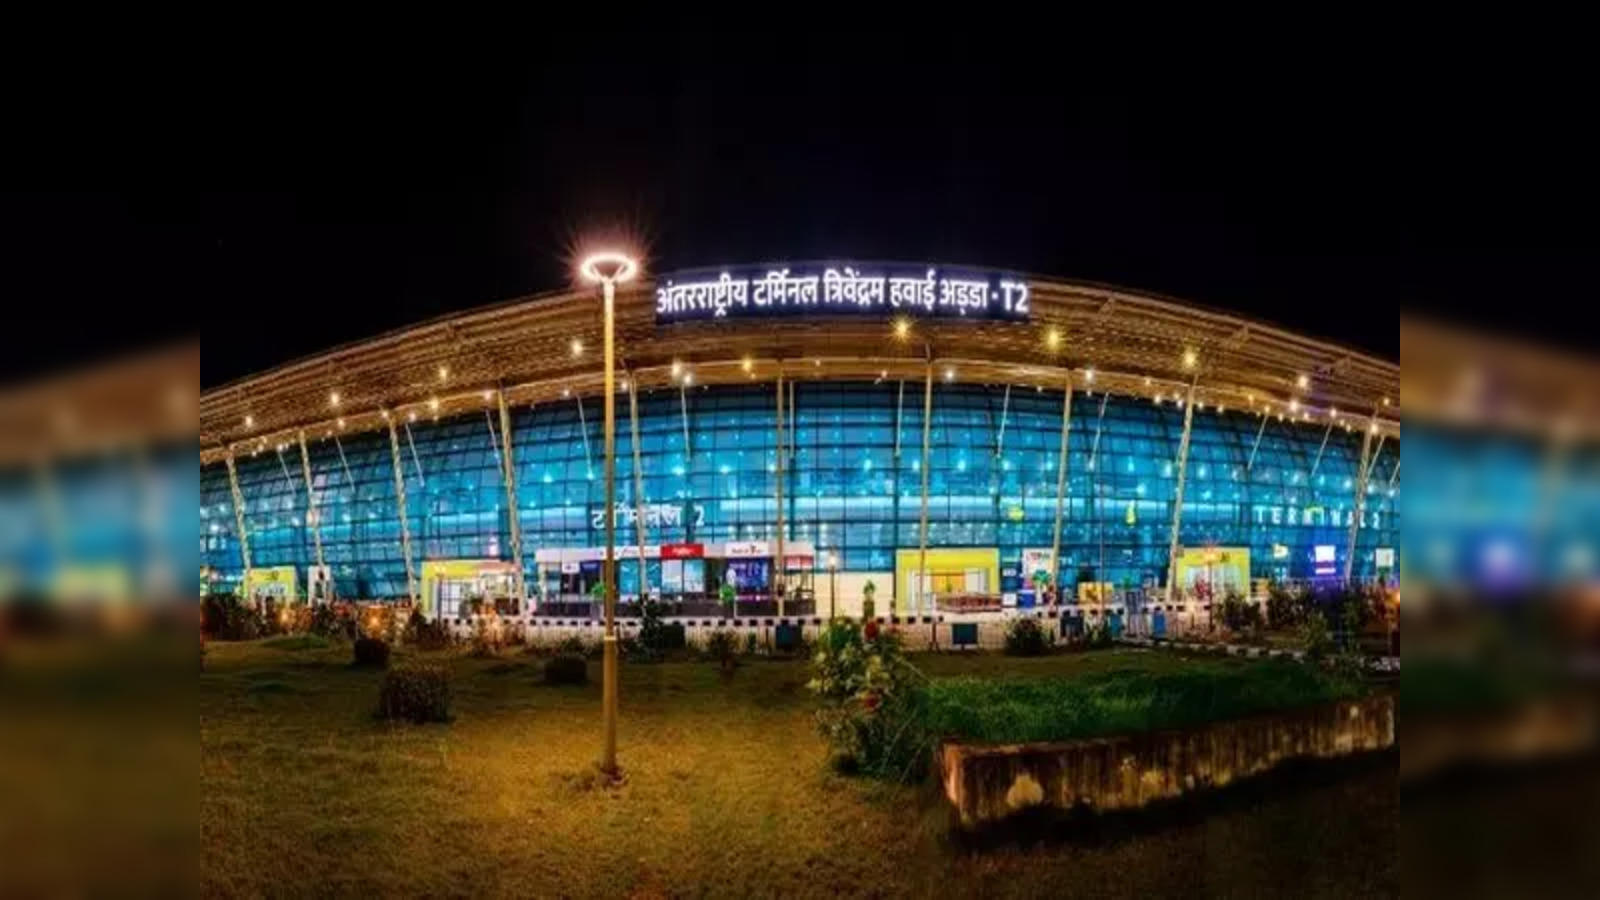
{"left": 661, "top": 542, "right": 704, "bottom": 560}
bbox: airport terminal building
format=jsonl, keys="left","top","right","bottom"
{"left": 199, "top": 262, "right": 1399, "bottom": 619}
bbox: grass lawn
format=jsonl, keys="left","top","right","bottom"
{"left": 924, "top": 657, "right": 1365, "bottom": 745}
{"left": 202, "top": 642, "right": 1395, "bottom": 898}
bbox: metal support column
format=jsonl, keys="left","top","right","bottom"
{"left": 225, "top": 449, "right": 253, "bottom": 577}
{"left": 1344, "top": 417, "right": 1376, "bottom": 581}
{"left": 296, "top": 431, "right": 324, "bottom": 569}
{"left": 1309, "top": 419, "right": 1336, "bottom": 479}
{"left": 995, "top": 385, "right": 1011, "bottom": 458}
{"left": 774, "top": 368, "right": 786, "bottom": 615}
{"left": 496, "top": 389, "right": 526, "bottom": 608}
{"left": 916, "top": 363, "right": 934, "bottom": 618}
{"left": 628, "top": 377, "right": 650, "bottom": 602}
{"left": 1245, "top": 411, "right": 1269, "bottom": 473}
{"left": 1048, "top": 374, "right": 1075, "bottom": 608}
{"left": 1163, "top": 376, "right": 1200, "bottom": 605}
{"left": 387, "top": 421, "right": 418, "bottom": 607}
{"left": 894, "top": 380, "right": 905, "bottom": 458}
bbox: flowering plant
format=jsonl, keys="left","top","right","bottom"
{"left": 807, "top": 620, "right": 928, "bottom": 780}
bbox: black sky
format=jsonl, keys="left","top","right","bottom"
{"left": 3, "top": 36, "right": 1593, "bottom": 389}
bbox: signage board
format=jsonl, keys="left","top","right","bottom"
{"left": 591, "top": 502, "right": 703, "bottom": 530}
{"left": 1375, "top": 547, "right": 1396, "bottom": 569}
{"left": 723, "top": 540, "right": 771, "bottom": 558}
{"left": 661, "top": 542, "right": 704, "bottom": 560}
{"left": 655, "top": 262, "right": 1031, "bottom": 324}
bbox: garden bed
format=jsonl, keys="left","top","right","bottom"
{"left": 924, "top": 659, "right": 1384, "bottom": 827}
{"left": 939, "top": 692, "right": 1394, "bottom": 827}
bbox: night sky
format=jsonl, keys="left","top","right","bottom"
{"left": 3, "top": 39, "right": 1592, "bottom": 390}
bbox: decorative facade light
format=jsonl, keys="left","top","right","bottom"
{"left": 893, "top": 318, "right": 911, "bottom": 340}
{"left": 337, "top": 417, "right": 346, "bottom": 429}
{"left": 570, "top": 338, "right": 584, "bottom": 357}
{"left": 741, "top": 356, "right": 753, "bottom": 373}
{"left": 407, "top": 411, "right": 417, "bottom": 422}
{"left": 428, "top": 396, "right": 440, "bottom": 412}
{"left": 438, "top": 365, "right": 449, "bottom": 382}
{"left": 1045, "top": 327, "right": 1061, "bottom": 350}
{"left": 944, "top": 366, "right": 955, "bottom": 382}
{"left": 243, "top": 415, "right": 254, "bottom": 428}
{"left": 329, "top": 390, "right": 341, "bottom": 407}
{"left": 1296, "top": 374, "right": 1309, "bottom": 390}
{"left": 1182, "top": 349, "right": 1198, "bottom": 369}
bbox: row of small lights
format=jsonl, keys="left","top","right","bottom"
{"left": 237, "top": 322, "right": 1392, "bottom": 445}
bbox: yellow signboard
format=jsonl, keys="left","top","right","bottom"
{"left": 1077, "top": 581, "right": 1115, "bottom": 605}
{"left": 1173, "top": 547, "right": 1250, "bottom": 597}
{"left": 421, "top": 559, "right": 519, "bottom": 619}
{"left": 894, "top": 548, "right": 999, "bottom": 615}
{"left": 242, "top": 566, "right": 297, "bottom": 605}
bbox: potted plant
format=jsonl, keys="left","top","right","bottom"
{"left": 1032, "top": 570, "right": 1053, "bottom": 606}
{"left": 861, "top": 579, "right": 877, "bottom": 620}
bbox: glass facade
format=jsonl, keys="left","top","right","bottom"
{"left": 199, "top": 381, "right": 1399, "bottom": 599}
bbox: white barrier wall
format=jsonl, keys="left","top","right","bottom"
{"left": 437, "top": 600, "right": 1264, "bottom": 651}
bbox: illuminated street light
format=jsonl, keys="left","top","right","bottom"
{"left": 578, "top": 249, "right": 638, "bottom": 781}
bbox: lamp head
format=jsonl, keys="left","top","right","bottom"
{"left": 579, "top": 251, "right": 639, "bottom": 284}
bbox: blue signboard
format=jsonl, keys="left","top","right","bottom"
{"left": 654, "top": 262, "right": 1031, "bottom": 325}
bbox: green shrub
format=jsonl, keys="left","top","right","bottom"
{"left": 1298, "top": 615, "right": 1333, "bottom": 661}
{"left": 635, "top": 599, "right": 686, "bottom": 660}
{"left": 807, "top": 620, "right": 929, "bottom": 781}
{"left": 203, "top": 594, "right": 268, "bottom": 641}
{"left": 403, "top": 610, "right": 452, "bottom": 650}
{"left": 544, "top": 654, "right": 588, "bottom": 685}
{"left": 352, "top": 637, "right": 390, "bottom": 668}
{"left": 705, "top": 630, "right": 740, "bottom": 670}
{"left": 469, "top": 616, "right": 507, "bottom": 658}
{"left": 1003, "top": 617, "right": 1052, "bottom": 656}
{"left": 1266, "top": 580, "right": 1309, "bottom": 630}
{"left": 377, "top": 664, "right": 452, "bottom": 723}
{"left": 1220, "top": 592, "right": 1264, "bottom": 636}
{"left": 309, "top": 603, "right": 356, "bottom": 641}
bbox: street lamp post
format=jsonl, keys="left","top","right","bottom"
{"left": 580, "top": 251, "right": 638, "bottom": 779}
{"left": 827, "top": 551, "right": 838, "bottom": 620}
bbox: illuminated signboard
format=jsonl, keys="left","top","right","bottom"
{"left": 654, "top": 262, "right": 1031, "bottom": 324}
{"left": 1313, "top": 544, "right": 1337, "bottom": 576}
